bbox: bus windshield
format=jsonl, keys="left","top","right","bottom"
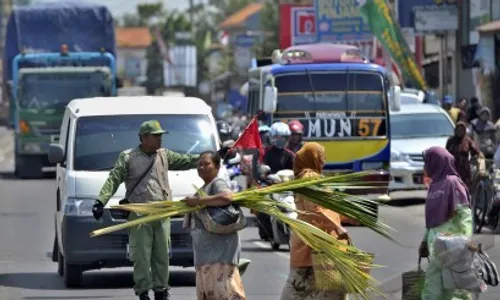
{"left": 18, "top": 71, "right": 111, "bottom": 109}
{"left": 274, "top": 72, "right": 387, "bottom": 139}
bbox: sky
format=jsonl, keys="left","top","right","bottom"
{"left": 31, "top": 0, "right": 208, "bottom": 17}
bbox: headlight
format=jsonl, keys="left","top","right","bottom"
{"left": 64, "top": 197, "right": 95, "bottom": 216}
{"left": 23, "top": 143, "right": 42, "bottom": 153}
{"left": 391, "top": 151, "right": 405, "bottom": 162}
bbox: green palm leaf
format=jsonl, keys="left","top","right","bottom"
{"left": 90, "top": 172, "right": 396, "bottom": 298}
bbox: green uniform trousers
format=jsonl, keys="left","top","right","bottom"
{"left": 129, "top": 216, "right": 171, "bottom": 295}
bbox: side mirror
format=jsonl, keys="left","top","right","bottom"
{"left": 48, "top": 143, "right": 65, "bottom": 164}
{"left": 227, "top": 152, "right": 242, "bottom": 165}
{"left": 263, "top": 86, "right": 277, "bottom": 113}
{"left": 222, "top": 139, "right": 235, "bottom": 149}
{"left": 389, "top": 85, "right": 401, "bottom": 112}
{"left": 259, "top": 164, "right": 271, "bottom": 176}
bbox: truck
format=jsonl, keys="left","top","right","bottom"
{"left": 248, "top": 43, "right": 402, "bottom": 209}
{"left": 3, "top": 2, "right": 118, "bottom": 178}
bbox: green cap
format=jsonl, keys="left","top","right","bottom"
{"left": 139, "top": 120, "right": 168, "bottom": 135}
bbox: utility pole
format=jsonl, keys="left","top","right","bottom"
{"left": 189, "top": 0, "right": 195, "bottom": 37}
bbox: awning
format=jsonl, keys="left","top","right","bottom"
{"left": 477, "top": 20, "right": 500, "bottom": 33}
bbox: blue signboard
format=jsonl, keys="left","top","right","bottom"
{"left": 315, "top": 0, "right": 372, "bottom": 42}
{"left": 398, "top": 0, "right": 457, "bottom": 28}
{"left": 234, "top": 34, "right": 256, "bottom": 47}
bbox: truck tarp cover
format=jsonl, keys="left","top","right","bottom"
{"left": 3, "top": 2, "right": 116, "bottom": 81}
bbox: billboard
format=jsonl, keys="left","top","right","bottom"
{"left": 397, "top": 0, "right": 457, "bottom": 28}
{"left": 279, "top": 4, "right": 316, "bottom": 49}
{"left": 315, "top": 0, "right": 372, "bottom": 42}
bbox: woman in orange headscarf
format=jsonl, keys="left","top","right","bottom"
{"left": 280, "top": 142, "right": 349, "bottom": 300}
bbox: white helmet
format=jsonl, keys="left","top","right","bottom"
{"left": 270, "top": 122, "right": 291, "bottom": 137}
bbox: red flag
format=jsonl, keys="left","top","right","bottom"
{"left": 232, "top": 116, "right": 263, "bottom": 160}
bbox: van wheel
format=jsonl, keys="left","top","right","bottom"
{"left": 57, "top": 249, "right": 64, "bottom": 276}
{"left": 52, "top": 237, "right": 58, "bottom": 262}
{"left": 63, "top": 261, "right": 83, "bottom": 288}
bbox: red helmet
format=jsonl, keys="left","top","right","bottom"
{"left": 288, "top": 120, "right": 304, "bottom": 134}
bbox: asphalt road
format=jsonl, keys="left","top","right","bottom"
{"left": 0, "top": 130, "right": 498, "bottom": 300}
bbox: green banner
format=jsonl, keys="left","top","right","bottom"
{"left": 360, "top": 0, "right": 428, "bottom": 91}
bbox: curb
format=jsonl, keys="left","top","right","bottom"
{"left": 373, "top": 234, "right": 495, "bottom": 298}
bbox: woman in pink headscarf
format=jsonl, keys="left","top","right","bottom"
{"left": 419, "top": 147, "right": 473, "bottom": 299}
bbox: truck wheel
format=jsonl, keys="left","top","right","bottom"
{"left": 15, "top": 154, "right": 43, "bottom": 179}
{"left": 52, "top": 236, "right": 58, "bottom": 262}
{"left": 63, "top": 261, "right": 83, "bottom": 288}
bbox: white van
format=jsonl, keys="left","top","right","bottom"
{"left": 48, "top": 96, "right": 222, "bottom": 287}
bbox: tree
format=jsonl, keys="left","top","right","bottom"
{"left": 144, "top": 12, "right": 193, "bottom": 94}
{"left": 121, "top": 13, "right": 145, "bottom": 27}
{"left": 253, "top": 1, "right": 279, "bottom": 58}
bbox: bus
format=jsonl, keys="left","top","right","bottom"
{"left": 247, "top": 43, "right": 401, "bottom": 198}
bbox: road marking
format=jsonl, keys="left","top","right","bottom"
{"left": 252, "top": 241, "right": 290, "bottom": 259}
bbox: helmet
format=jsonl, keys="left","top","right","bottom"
{"left": 443, "top": 95, "right": 453, "bottom": 104}
{"left": 270, "top": 122, "right": 291, "bottom": 137}
{"left": 258, "top": 125, "right": 271, "bottom": 133}
{"left": 216, "top": 121, "right": 232, "bottom": 135}
{"left": 288, "top": 120, "right": 304, "bottom": 134}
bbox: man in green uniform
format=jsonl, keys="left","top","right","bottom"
{"left": 91, "top": 120, "right": 199, "bottom": 300}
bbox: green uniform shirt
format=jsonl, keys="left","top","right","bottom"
{"left": 98, "top": 147, "right": 199, "bottom": 205}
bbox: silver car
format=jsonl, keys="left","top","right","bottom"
{"left": 389, "top": 104, "right": 455, "bottom": 194}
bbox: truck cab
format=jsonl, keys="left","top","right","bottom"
{"left": 12, "top": 48, "right": 116, "bottom": 178}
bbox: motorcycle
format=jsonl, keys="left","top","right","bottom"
{"left": 256, "top": 166, "right": 297, "bottom": 250}
{"left": 224, "top": 151, "right": 244, "bottom": 192}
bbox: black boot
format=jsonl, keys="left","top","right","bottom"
{"left": 154, "top": 289, "right": 170, "bottom": 300}
{"left": 138, "top": 292, "right": 150, "bottom": 300}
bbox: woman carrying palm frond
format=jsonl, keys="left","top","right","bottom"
{"left": 420, "top": 147, "right": 473, "bottom": 300}
{"left": 280, "top": 142, "right": 349, "bottom": 300}
{"left": 183, "top": 151, "right": 246, "bottom": 300}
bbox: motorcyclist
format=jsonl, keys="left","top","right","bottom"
{"left": 442, "top": 95, "right": 462, "bottom": 124}
{"left": 258, "top": 124, "right": 271, "bottom": 148}
{"left": 286, "top": 120, "right": 304, "bottom": 153}
{"left": 263, "top": 122, "right": 295, "bottom": 174}
{"left": 470, "top": 107, "right": 496, "bottom": 159}
{"left": 257, "top": 122, "right": 295, "bottom": 240}
{"left": 216, "top": 120, "right": 233, "bottom": 143}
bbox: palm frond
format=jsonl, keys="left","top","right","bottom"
{"left": 90, "top": 172, "right": 396, "bottom": 298}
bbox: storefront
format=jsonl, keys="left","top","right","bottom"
{"left": 474, "top": 21, "right": 500, "bottom": 119}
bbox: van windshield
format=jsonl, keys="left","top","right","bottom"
{"left": 73, "top": 114, "right": 217, "bottom": 171}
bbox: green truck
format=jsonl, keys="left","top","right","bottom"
{"left": 3, "top": 2, "right": 118, "bottom": 178}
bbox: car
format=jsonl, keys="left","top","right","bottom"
{"left": 389, "top": 103, "right": 455, "bottom": 194}
{"left": 400, "top": 92, "right": 423, "bottom": 105}
{"left": 49, "top": 96, "right": 223, "bottom": 287}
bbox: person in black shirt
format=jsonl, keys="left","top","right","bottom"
{"left": 258, "top": 122, "right": 295, "bottom": 240}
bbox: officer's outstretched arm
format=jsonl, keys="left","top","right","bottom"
{"left": 167, "top": 149, "right": 199, "bottom": 170}
{"left": 98, "top": 151, "right": 129, "bottom": 205}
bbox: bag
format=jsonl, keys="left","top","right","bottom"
{"left": 206, "top": 178, "right": 240, "bottom": 225}
{"left": 475, "top": 245, "right": 499, "bottom": 286}
{"left": 401, "top": 257, "right": 427, "bottom": 300}
{"left": 195, "top": 178, "right": 246, "bottom": 234}
{"left": 110, "top": 156, "right": 156, "bottom": 219}
{"left": 311, "top": 235, "right": 373, "bottom": 293}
